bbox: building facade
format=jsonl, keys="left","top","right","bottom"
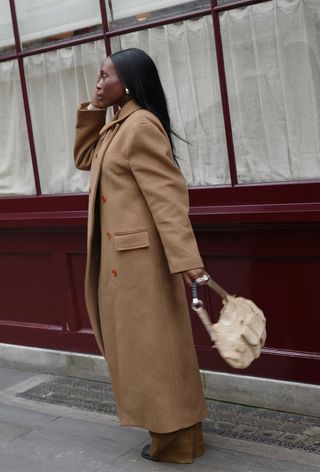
{"left": 0, "top": 0, "right": 320, "bottom": 385}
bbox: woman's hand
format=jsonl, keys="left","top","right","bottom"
{"left": 182, "top": 267, "right": 208, "bottom": 287}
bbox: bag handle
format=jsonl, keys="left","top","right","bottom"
{"left": 195, "top": 274, "right": 229, "bottom": 300}
{"left": 191, "top": 276, "right": 230, "bottom": 344}
{"left": 207, "top": 278, "right": 229, "bottom": 300}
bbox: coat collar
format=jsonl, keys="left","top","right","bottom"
{"left": 99, "top": 100, "right": 141, "bottom": 136}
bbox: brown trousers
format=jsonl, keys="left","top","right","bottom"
{"left": 149, "top": 422, "right": 204, "bottom": 464}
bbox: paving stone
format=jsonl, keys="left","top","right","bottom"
{"left": 0, "top": 419, "right": 147, "bottom": 472}
{"left": 0, "top": 367, "right": 36, "bottom": 391}
{"left": 0, "top": 367, "right": 319, "bottom": 472}
{"left": 16, "top": 375, "right": 320, "bottom": 455}
{"left": 0, "top": 403, "right": 57, "bottom": 428}
{"left": 0, "top": 421, "right": 31, "bottom": 446}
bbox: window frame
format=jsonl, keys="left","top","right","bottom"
{"left": 1, "top": 0, "right": 320, "bottom": 226}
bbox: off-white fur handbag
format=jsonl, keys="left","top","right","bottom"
{"left": 191, "top": 277, "right": 266, "bottom": 369}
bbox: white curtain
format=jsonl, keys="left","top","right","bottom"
{"left": 0, "top": 0, "right": 14, "bottom": 49}
{"left": 0, "top": 60, "right": 36, "bottom": 195}
{"left": 1, "top": 0, "right": 320, "bottom": 195}
{"left": 0, "top": 0, "right": 102, "bottom": 48}
{"left": 221, "top": 0, "right": 320, "bottom": 182}
{"left": 112, "top": 16, "right": 230, "bottom": 186}
{"left": 24, "top": 40, "right": 110, "bottom": 194}
{"left": 107, "top": 0, "right": 199, "bottom": 21}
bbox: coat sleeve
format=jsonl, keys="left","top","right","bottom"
{"left": 73, "top": 102, "right": 107, "bottom": 171}
{"left": 127, "top": 121, "right": 204, "bottom": 274}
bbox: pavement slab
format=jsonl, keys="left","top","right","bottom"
{"left": 0, "top": 366, "right": 319, "bottom": 472}
{"left": 16, "top": 373, "right": 320, "bottom": 455}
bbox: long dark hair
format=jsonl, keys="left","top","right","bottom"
{"left": 110, "top": 48, "right": 181, "bottom": 163}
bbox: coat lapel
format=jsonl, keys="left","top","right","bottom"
{"left": 87, "top": 123, "right": 120, "bottom": 246}
{"left": 99, "top": 100, "right": 141, "bottom": 137}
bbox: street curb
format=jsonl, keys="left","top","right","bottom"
{"left": 0, "top": 343, "right": 319, "bottom": 418}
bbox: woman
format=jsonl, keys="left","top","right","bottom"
{"left": 74, "top": 48, "right": 208, "bottom": 464}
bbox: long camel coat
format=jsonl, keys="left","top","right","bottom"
{"left": 74, "top": 100, "right": 207, "bottom": 433}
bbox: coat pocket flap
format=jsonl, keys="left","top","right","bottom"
{"left": 114, "top": 230, "right": 150, "bottom": 251}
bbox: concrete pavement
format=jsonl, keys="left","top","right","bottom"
{"left": 0, "top": 366, "right": 319, "bottom": 472}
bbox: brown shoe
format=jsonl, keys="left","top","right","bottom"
{"left": 141, "top": 444, "right": 158, "bottom": 461}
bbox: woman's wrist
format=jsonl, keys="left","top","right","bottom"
{"left": 182, "top": 267, "right": 208, "bottom": 287}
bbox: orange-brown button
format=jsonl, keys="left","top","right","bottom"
{"left": 106, "top": 231, "right": 112, "bottom": 239}
{"left": 112, "top": 268, "right": 118, "bottom": 277}
{"left": 101, "top": 195, "right": 107, "bottom": 204}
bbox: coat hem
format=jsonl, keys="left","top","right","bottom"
{"left": 118, "top": 411, "right": 208, "bottom": 434}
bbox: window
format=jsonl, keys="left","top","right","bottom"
{"left": 0, "top": 60, "right": 36, "bottom": 195}
{"left": 10, "top": 0, "right": 102, "bottom": 49}
{"left": 221, "top": 0, "right": 320, "bottom": 183}
{"left": 0, "top": 0, "right": 319, "bottom": 200}
{"left": 24, "top": 41, "right": 109, "bottom": 194}
{"left": 106, "top": 0, "right": 210, "bottom": 29}
{"left": 112, "top": 16, "right": 229, "bottom": 186}
{"left": 0, "top": 0, "right": 15, "bottom": 55}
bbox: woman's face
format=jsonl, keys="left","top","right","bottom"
{"left": 95, "top": 57, "right": 129, "bottom": 108}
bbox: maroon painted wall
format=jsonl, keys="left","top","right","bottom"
{"left": 1, "top": 211, "right": 319, "bottom": 385}
{"left": 2, "top": 0, "right": 320, "bottom": 386}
